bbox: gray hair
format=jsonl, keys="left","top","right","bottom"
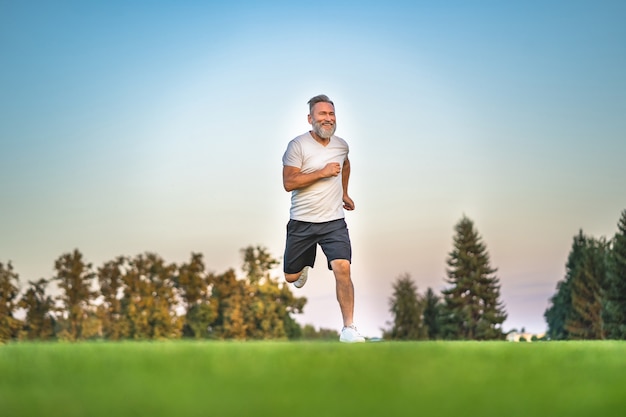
{"left": 307, "top": 94, "right": 334, "bottom": 114}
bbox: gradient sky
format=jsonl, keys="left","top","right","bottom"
{"left": 2, "top": 0, "right": 625, "bottom": 337}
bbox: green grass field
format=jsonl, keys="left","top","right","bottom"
{"left": 1, "top": 341, "right": 625, "bottom": 417}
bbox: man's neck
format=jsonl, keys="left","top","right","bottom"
{"left": 310, "top": 130, "right": 331, "bottom": 146}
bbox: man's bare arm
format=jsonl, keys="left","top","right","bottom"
{"left": 341, "top": 158, "right": 355, "bottom": 210}
{"left": 283, "top": 163, "right": 340, "bottom": 192}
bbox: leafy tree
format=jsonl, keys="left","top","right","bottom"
{"left": 121, "top": 253, "right": 183, "bottom": 340}
{"left": 566, "top": 236, "right": 607, "bottom": 339}
{"left": 241, "top": 245, "right": 279, "bottom": 284}
{"left": 544, "top": 231, "right": 585, "bottom": 340}
{"left": 0, "top": 261, "right": 22, "bottom": 342}
{"left": 53, "top": 250, "right": 99, "bottom": 341}
{"left": 278, "top": 283, "right": 306, "bottom": 340}
{"left": 5, "top": 245, "right": 310, "bottom": 342}
{"left": 176, "top": 253, "right": 209, "bottom": 305}
{"left": 97, "top": 257, "right": 130, "bottom": 340}
{"left": 301, "top": 324, "right": 339, "bottom": 340}
{"left": 385, "top": 273, "right": 425, "bottom": 340}
{"left": 208, "top": 268, "right": 247, "bottom": 339}
{"left": 241, "top": 245, "right": 306, "bottom": 340}
{"left": 440, "top": 216, "right": 507, "bottom": 340}
{"left": 175, "top": 253, "right": 214, "bottom": 339}
{"left": 205, "top": 246, "right": 306, "bottom": 340}
{"left": 185, "top": 302, "right": 216, "bottom": 339}
{"left": 18, "top": 279, "right": 56, "bottom": 341}
{"left": 604, "top": 209, "right": 626, "bottom": 339}
{"left": 422, "top": 287, "right": 443, "bottom": 340}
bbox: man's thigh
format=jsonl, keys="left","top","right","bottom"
{"left": 283, "top": 220, "right": 318, "bottom": 274}
{"left": 319, "top": 219, "right": 352, "bottom": 270}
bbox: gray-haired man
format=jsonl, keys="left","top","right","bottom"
{"left": 282, "top": 94, "right": 365, "bottom": 343}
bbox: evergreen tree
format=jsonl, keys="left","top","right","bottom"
{"left": 603, "top": 209, "right": 626, "bottom": 339}
{"left": 422, "top": 287, "right": 443, "bottom": 340}
{"left": 544, "top": 279, "right": 572, "bottom": 340}
{"left": 0, "top": 261, "right": 22, "bottom": 342}
{"left": 18, "top": 279, "right": 56, "bottom": 341}
{"left": 544, "top": 231, "right": 585, "bottom": 340}
{"left": 385, "top": 273, "right": 424, "bottom": 340}
{"left": 53, "top": 250, "right": 100, "bottom": 341}
{"left": 565, "top": 236, "right": 607, "bottom": 339}
{"left": 440, "top": 216, "right": 507, "bottom": 340}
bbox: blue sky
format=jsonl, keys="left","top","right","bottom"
{"left": 2, "top": 0, "right": 625, "bottom": 336}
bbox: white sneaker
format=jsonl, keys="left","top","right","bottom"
{"left": 340, "top": 324, "right": 366, "bottom": 343}
{"left": 293, "top": 266, "right": 309, "bottom": 288}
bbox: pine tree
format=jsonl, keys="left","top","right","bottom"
{"left": 603, "top": 209, "right": 626, "bottom": 339}
{"left": 441, "top": 216, "right": 507, "bottom": 340}
{"left": 422, "top": 287, "right": 443, "bottom": 340}
{"left": 544, "top": 279, "right": 572, "bottom": 340}
{"left": 544, "top": 231, "right": 586, "bottom": 340}
{"left": 566, "top": 236, "right": 607, "bottom": 339}
{"left": 385, "top": 273, "right": 425, "bottom": 340}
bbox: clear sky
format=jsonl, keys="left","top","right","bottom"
{"left": 2, "top": 0, "right": 625, "bottom": 337}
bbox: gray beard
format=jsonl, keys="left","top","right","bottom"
{"left": 312, "top": 121, "right": 336, "bottom": 139}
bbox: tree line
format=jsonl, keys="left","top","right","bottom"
{"left": 4, "top": 211, "right": 624, "bottom": 343}
{"left": 544, "top": 209, "right": 626, "bottom": 340}
{"left": 384, "top": 216, "right": 508, "bottom": 341}
{"left": 382, "top": 210, "right": 626, "bottom": 341}
{"left": 1, "top": 216, "right": 509, "bottom": 343}
{"left": 0, "top": 246, "right": 339, "bottom": 343}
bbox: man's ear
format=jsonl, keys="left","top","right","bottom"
{"left": 307, "top": 114, "right": 312, "bottom": 124}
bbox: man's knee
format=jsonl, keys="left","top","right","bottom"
{"left": 330, "top": 259, "right": 351, "bottom": 277}
{"left": 284, "top": 272, "right": 299, "bottom": 283}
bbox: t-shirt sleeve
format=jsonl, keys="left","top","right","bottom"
{"left": 282, "top": 139, "right": 302, "bottom": 168}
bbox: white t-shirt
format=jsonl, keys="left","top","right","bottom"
{"left": 282, "top": 132, "right": 349, "bottom": 223}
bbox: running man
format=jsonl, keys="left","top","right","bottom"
{"left": 282, "top": 94, "right": 365, "bottom": 343}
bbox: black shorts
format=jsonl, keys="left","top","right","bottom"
{"left": 283, "top": 218, "right": 352, "bottom": 274}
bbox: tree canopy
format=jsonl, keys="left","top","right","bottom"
{"left": 1, "top": 245, "right": 325, "bottom": 342}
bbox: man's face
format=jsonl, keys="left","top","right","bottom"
{"left": 308, "top": 102, "right": 336, "bottom": 139}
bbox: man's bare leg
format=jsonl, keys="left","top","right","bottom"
{"left": 284, "top": 271, "right": 303, "bottom": 283}
{"left": 330, "top": 259, "right": 354, "bottom": 327}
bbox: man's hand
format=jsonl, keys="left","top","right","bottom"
{"left": 343, "top": 195, "right": 355, "bottom": 211}
{"left": 322, "top": 162, "right": 341, "bottom": 178}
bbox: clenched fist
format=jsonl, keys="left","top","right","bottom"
{"left": 322, "top": 162, "right": 341, "bottom": 178}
